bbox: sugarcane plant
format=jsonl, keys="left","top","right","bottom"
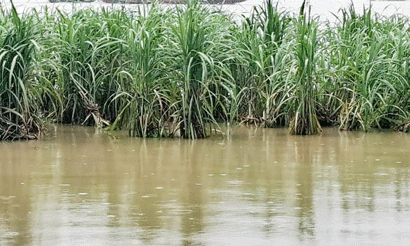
{"left": 288, "top": 0, "right": 321, "bottom": 135}
{"left": 0, "top": 4, "right": 41, "bottom": 140}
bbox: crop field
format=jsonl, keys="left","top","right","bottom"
{"left": 1, "top": 0, "right": 410, "bottom": 140}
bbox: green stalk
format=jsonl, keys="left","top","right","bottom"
{"left": 289, "top": 0, "right": 321, "bottom": 135}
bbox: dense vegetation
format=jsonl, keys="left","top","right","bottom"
{"left": 1, "top": 0, "right": 410, "bottom": 140}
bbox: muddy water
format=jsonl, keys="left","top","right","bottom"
{"left": 1, "top": 126, "right": 410, "bottom": 245}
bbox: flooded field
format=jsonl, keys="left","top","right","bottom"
{"left": 1, "top": 126, "right": 410, "bottom": 245}
{"left": 2, "top": 1, "right": 410, "bottom": 244}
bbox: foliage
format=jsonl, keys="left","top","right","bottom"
{"left": 2, "top": 1, "right": 410, "bottom": 140}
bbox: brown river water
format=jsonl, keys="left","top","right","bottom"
{"left": 1, "top": 125, "right": 410, "bottom": 245}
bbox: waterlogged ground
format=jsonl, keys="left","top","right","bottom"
{"left": 1, "top": 126, "right": 410, "bottom": 245}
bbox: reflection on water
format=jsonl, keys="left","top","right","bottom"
{"left": 295, "top": 139, "right": 314, "bottom": 241}
{"left": 1, "top": 126, "right": 410, "bottom": 245}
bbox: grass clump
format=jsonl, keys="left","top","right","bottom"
{"left": 233, "top": 0, "right": 292, "bottom": 127}
{"left": 165, "top": 0, "right": 235, "bottom": 138}
{"left": 323, "top": 4, "right": 410, "bottom": 131}
{"left": 0, "top": 5, "right": 41, "bottom": 140}
{"left": 110, "top": 4, "right": 170, "bottom": 137}
{"left": 288, "top": 1, "right": 321, "bottom": 135}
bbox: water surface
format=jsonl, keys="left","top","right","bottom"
{"left": 1, "top": 126, "right": 410, "bottom": 245}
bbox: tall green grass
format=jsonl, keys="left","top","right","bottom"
{"left": 233, "top": 0, "right": 292, "bottom": 127}
{"left": 288, "top": 1, "right": 321, "bottom": 135}
{"left": 324, "top": 4, "right": 410, "bottom": 131}
{"left": 168, "top": 1, "right": 236, "bottom": 138}
{"left": 111, "top": 4, "right": 170, "bottom": 137}
{"left": 1, "top": 1, "right": 410, "bottom": 140}
{"left": 0, "top": 5, "right": 40, "bottom": 140}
